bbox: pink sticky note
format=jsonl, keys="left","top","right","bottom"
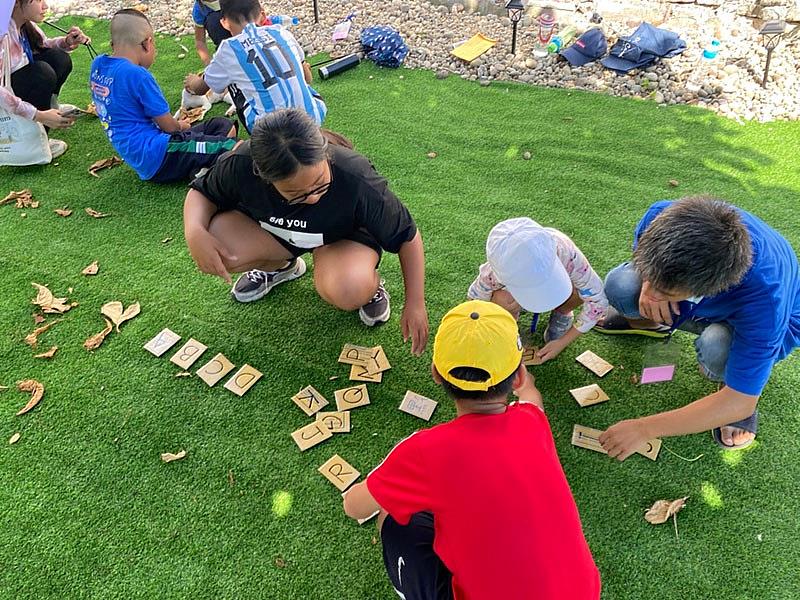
{"left": 640, "top": 365, "right": 676, "bottom": 384}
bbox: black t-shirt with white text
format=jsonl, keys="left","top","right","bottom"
{"left": 190, "top": 143, "right": 417, "bottom": 255}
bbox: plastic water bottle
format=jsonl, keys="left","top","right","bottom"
{"left": 533, "top": 8, "right": 556, "bottom": 57}
{"left": 686, "top": 38, "right": 720, "bottom": 93}
{"left": 547, "top": 26, "right": 577, "bottom": 53}
{"left": 267, "top": 15, "right": 300, "bottom": 27}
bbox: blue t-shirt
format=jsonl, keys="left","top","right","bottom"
{"left": 634, "top": 200, "right": 800, "bottom": 396}
{"left": 192, "top": 0, "right": 219, "bottom": 27}
{"left": 89, "top": 55, "right": 171, "bottom": 180}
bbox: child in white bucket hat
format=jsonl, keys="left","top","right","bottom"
{"left": 468, "top": 217, "right": 609, "bottom": 362}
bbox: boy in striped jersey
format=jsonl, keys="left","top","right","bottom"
{"left": 184, "top": 0, "right": 326, "bottom": 133}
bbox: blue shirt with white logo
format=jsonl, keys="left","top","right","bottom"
{"left": 634, "top": 200, "right": 800, "bottom": 396}
{"left": 90, "top": 55, "right": 171, "bottom": 180}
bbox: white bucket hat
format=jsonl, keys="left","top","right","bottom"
{"left": 486, "top": 217, "right": 572, "bottom": 313}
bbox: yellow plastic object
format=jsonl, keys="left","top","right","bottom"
{"left": 450, "top": 33, "right": 498, "bottom": 62}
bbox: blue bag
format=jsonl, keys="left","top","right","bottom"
{"left": 360, "top": 25, "right": 409, "bottom": 68}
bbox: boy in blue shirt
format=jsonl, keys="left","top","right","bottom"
{"left": 596, "top": 196, "right": 800, "bottom": 455}
{"left": 90, "top": 9, "right": 238, "bottom": 183}
{"left": 192, "top": 0, "right": 231, "bottom": 66}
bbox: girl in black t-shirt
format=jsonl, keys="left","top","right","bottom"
{"left": 184, "top": 108, "right": 429, "bottom": 355}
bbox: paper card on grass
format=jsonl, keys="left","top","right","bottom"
{"left": 576, "top": 350, "right": 614, "bottom": 377}
{"left": 196, "top": 353, "right": 235, "bottom": 386}
{"left": 522, "top": 346, "right": 543, "bottom": 366}
{"left": 334, "top": 384, "right": 370, "bottom": 411}
{"left": 292, "top": 385, "right": 329, "bottom": 416}
{"left": 569, "top": 384, "right": 609, "bottom": 407}
{"left": 451, "top": 33, "right": 497, "bottom": 62}
{"left": 144, "top": 328, "right": 181, "bottom": 357}
{"left": 223, "top": 364, "right": 262, "bottom": 397}
{"left": 169, "top": 338, "right": 208, "bottom": 369}
{"left": 640, "top": 365, "right": 676, "bottom": 384}
{"left": 291, "top": 420, "right": 333, "bottom": 451}
{"left": 318, "top": 454, "right": 360, "bottom": 491}
{"left": 316, "top": 411, "right": 351, "bottom": 433}
{"left": 399, "top": 391, "right": 438, "bottom": 421}
{"left": 350, "top": 363, "right": 383, "bottom": 383}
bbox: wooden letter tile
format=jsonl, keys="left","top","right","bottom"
{"left": 571, "top": 425, "right": 608, "bottom": 454}
{"left": 636, "top": 438, "right": 662, "bottom": 461}
{"left": 169, "top": 338, "right": 208, "bottom": 369}
{"left": 576, "top": 350, "right": 614, "bottom": 377}
{"left": 398, "top": 391, "right": 438, "bottom": 421}
{"left": 291, "top": 421, "right": 332, "bottom": 451}
{"left": 366, "top": 345, "right": 391, "bottom": 375}
{"left": 223, "top": 364, "right": 263, "bottom": 397}
{"left": 143, "top": 328, "right": 181, "bottom": 357}
{"left": 196, "top": 353, "right": 235, "bottom": 387}
{"left": 316, "top": 411, "right": 351, "bottom": 433}
{"left": 349, "top": 363, "right": 383, "bottom": 383}
{"left": 292, "top": 385, "right": 329, "bottom": 416}
{"left": 522, "top": 346, "right": 543, "bottom": 366}
{"left": 337, "top": 343, "right": 374, "bottom": 366}
{"left": 334, "top": 384, "right": 370, "bottom": 411}
{"left": 569, "top": 384, "right": 610, "bottom": 407}
{"left": 318, "top": 454, "right": 360, "bottom": 491}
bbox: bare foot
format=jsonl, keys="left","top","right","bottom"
{"left": 720, "top": 425, "right": 755, "bottom": 447}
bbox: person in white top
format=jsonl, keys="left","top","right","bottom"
{"left": 0, "top": 0, "right": 90, "bottom": 157}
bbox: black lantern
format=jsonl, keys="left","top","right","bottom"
{"left": 505, "top": 0, "right": 525, "bottom": 55}
{"left": 759, "top": 19, "right": 786, "bottom": 88}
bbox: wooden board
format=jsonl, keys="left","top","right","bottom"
{"left": 637, "top": 437, "right": 662, "bottom": 461}
{"left": 291, "top": 420, "right": 333, "bottom": 451}
{"left": 337, "top": 343, "right": 375, "bottom": 365}
{"left": 349, "top": 363, "right": 383, "bottom": 383}
{"left": 223, "top": 364, "right": 262, "bottom": 397}
{"left": 291, "top": 385, "right": 329, "bottom": 416}
{"left": 318, "top": 454, "right": 360, "bottom": 491}
{"left": 169, "top": 338, "right": 208, "bottom": 369}
{"left": 334, "top": 384, "right": 370, "bottom": 411}
{"left": 196, "top": 353, "right": 235, "bottom": 387}
{"left": 569, "top": 384, "right": 609, "bottom": 407}
{"left": 143, "top": 328, "right": 181, "bottom": 357}
{"left": 366, "top": 345, "right": 391, "bottom": 375}
{"left": 316, "top": 411, "right": 351, "bottom": 433}
{"left": 575, "top": 350, "right": 614, "bottom": 377}
{"left": 522, "top": 346, "right": 543, "bottom": 366}
{"left": 398, "top": 391, "right": 438, "bottom": 421}
{"left": 571, "top": 424, "right": 662, "bottom": 460}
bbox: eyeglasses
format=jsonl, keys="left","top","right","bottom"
{"left": 284, "top": 180, "right": 332, "bottom": 205}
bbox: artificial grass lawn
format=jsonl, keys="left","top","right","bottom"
{"left": 2, "top": 16, "right": 800, "bottom": 600}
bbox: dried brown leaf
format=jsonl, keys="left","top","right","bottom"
{"left": 88, "top": 156, "right": 123, "bottom": 177}
{"left": 33, "top": 313, "right": 46, "bottom": 325}
{"left": 426, "top": 151, "right": 437, "bottom": 158}
{"left": 85, "top": 207, "right": 111, "bottom": 218}
{"left": 227, "top": 469, "right": 235, "bottom": 487}
{"left": 177, "top": 106, "right": 207, "bottom": 124}
{"left": 644, "top": 496, "right": 688, "bottom": 525}
{"left": 101, "top": 301, "right": 141, "bottom": 331}
{"left": 83, "top": 318, "right": 113, "bottom": 351}
{"left": 31, "top": 282, "right": 72, "bottom": 314}
{"left": 54, "top": 208, "right": 72, "bottom": 217}
{"left": 24, "top": 319, "right": 62, "bottom": 347}
{"left": 2, "top": 189, "right": 38, "bottom": 208}
{"left": 9, "top": 432, "right": 21, "bottom": 445}
{"left": 630, "top": 373, "right": 640, "bottom": 385}
{"left": 82, "top": 261, "right": 99, "bottom": 276}
{"left": 34, "top": 346, "right": 58, "bottom": 359}
{"left": 16, "top": 379, "right": 44, "bottom": 416}
{"left": 274, "top": 557, "right": 287, "bottom": 569}
{"left": 161, "top": 449, "right": 187, "bottom": 463}
{"left": 668, "top": 179, "right": 679, "bottom": 187}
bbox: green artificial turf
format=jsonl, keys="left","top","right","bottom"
{"left": 2, "top": 16, "right": 800, "bottom": 600}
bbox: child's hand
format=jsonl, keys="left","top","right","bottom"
{"left": 513, "top": 370, "right": 543, "bottom": 409}
{"left": 599, "top": 419, "right": 651, "bottom": 461}
{"left": 65, "top": 26, "right": 90, "bottom": 50}
{"left": 178, "top": 119, "right": 192, "bottom": 131}
{"left": 186, "top": 229, "right": 237, "bottom": 284}
{"left": 536, "top": 337, "right": 570, "bottom": 363}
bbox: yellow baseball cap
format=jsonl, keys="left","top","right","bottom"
{"left": 433, "top": 300, "right": 523, "bottom": 392}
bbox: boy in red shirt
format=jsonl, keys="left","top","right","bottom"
{"left": 343, "top": 300, "right": 601, "bottom": 599}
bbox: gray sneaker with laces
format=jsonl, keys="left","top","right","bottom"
{"left": 544, "top": 311, "right": 574, "bottom": 343}
{"left": 359, "top": 280, "right": 391, "bottom": 326}
{"left": 231, "top": 258, "right": 306, "bottom": 303}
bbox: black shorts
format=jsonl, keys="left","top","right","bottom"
{"left": 150, "top": 118, "right": 237, "bottom": 184}
{"left": 381, "top": 512, "right": 453, "bottom": 600}
{"left": 203, "top": 10, "right": 232, "bottom": 46}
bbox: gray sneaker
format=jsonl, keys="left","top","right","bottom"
{"left": 232, "top": 258, "right": 306, "bottom": 303}
{"left": 359, "top": 280, "right": 391, "bottom": 326}
{"left": 544, "top": 311, "right": 574, "bottom": 343}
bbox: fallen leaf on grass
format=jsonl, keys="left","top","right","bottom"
{"left": 1, "top": 189, "right": 39, "bottom": 208}
{"left": 16, "top": 379, "right": 44, "bottom": 416}
{"left": 177, "top": 106, "right": 207, "bottom": 124}
{"left": 161, "top": 450, "right": 187, "bottom": 463}
{"left": 54, "top": 208, "right": 72, "bottom": 217}
{"left": 33, "top": 313, "right": 46, "bottom": 324}
{"left": 9, "top": 432, "right": 20, "bottom": 445}
{"left": 426, "top": 151, "right": 437, "bottom": 158}
{"left": 668, "top": 179, "right": 679, "bottom": 187}
{"left": 85, "top": 207, "right": 111, "bottom": 218}
{"left": 101, "top": 301, "right": 141, "bottom": 331}
{"left": 630, "top": 373, "right": 639, "bottom": 385}
{"left": 88, "top": 156, "right": 123, "bottom": 177}
{"left": 34, "top": 346, "right": 58, "bottom": 359}
{"left": 82, "top": 261, "right": 99, "bottom": 276}
{"left": 175, "top": 372, "right": 191, "bottom": 377}
{"left": 83, "top": 318, "right": 113, "bottom": 351}
{"left": 227, "top": 469, "right": 235, "bottom": 487}
{"left": 86, "top": 102, "right": 97, "bottom": 116}
{"left": 644, "top": 497, "right": 689, "bottom": 525}
{"left": 274, "top": 557, "right": 287, "bottom": 569}
{"left": 31, "top": 283, "right": 72, "bottom": 314}
{"left": 24, "top": 319, "right": 61, "bottom": 347}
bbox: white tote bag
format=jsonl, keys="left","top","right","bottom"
{"left": 0, "top": 36, "right": 51, "bottom": 166}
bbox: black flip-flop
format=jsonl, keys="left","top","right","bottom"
{"left": 712, "top": 410, "right": 758, "bottom": 450}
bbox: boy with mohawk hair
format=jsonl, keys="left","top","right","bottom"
{"left": 343, "top": 300, "right": 601, "bottom": 600}
{"left": 90, "top": 9, "right": 238, "bottom": 183}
